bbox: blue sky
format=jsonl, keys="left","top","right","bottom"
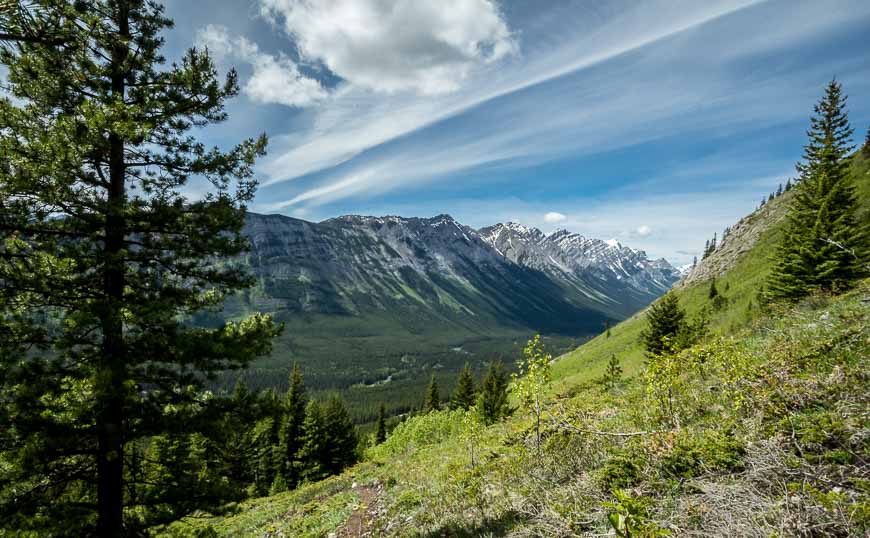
{"left": 163, "top": 0, "right": 870, "bottom": 265}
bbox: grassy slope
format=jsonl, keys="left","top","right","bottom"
{"left": 553, "top": 146, "right": 867, "bottom": 393}
{"left": 552, "top": 188, "right": 790, "bottom": 392}
{"left": 164, "top": 156, "right": 869, "bottom": 537}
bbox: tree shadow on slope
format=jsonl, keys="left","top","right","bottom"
{"left": 417, "top": 510, "right": 527, "bottom": 538}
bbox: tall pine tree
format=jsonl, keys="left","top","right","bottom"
{"left": 768, "top": 79, "right": 865, "bottom": 299}
{"left": 422, "top": 373, "right": 441, "bottom": 413}
{"left": 280, "top": 363, "right": 307, "bottom": 487}
{"left": 321, "top": 395, "right": 358, "bottom": 476}
{"left": 298, "top": 401, "right": 328, "bottom": 483}
{"left": 478, "top": 360, "right": 510, "bottom": 425}
{"left": 450, "top": 363, "right": 477, "bottom": 410}
{"left": 0, "top": 2, "right": 280, "bottom": 534}
{"left": 375, "top": 402, "right": 387, "bottom": 445}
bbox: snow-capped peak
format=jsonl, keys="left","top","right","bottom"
{"left": 605, "top": 238, "right": 620, "bottom": 248}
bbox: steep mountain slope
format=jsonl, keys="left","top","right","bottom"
{"left": 240, "top": 213, "right": 610, "bottom": 334}
{"left": 480, "top": 222, "right": 679, "bottom": 317}
{"left": 218, "top": 212, "right": 678, "bottom": 415}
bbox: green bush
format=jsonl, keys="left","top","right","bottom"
{"left": 368, "top": 409, "right": 466, "bottom": 459}
{"left": 660, "top": 430, "right": 745, "bottom": 479}
{"left": 598, "top": 453, "right": 642, "bottom": 489}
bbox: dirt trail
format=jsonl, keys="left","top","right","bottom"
{"left": 335, "top": 482, "right": 383, "bottom": 538}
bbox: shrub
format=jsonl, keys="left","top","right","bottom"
{"left": 660, "top": 430, "right": 745, "bottom": 479}
{"left": 368, "top": 409, "right": 466, "bottom": 459}
{"left": 598, "top": 453, "right": 642, "bottom": 489}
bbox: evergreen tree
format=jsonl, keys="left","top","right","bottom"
{"left": 703, "top": 239, "right": 710, "bottom": 259}
{"left": 253, "top": 388, "right": 282, "bottom": 495}
{"left": 280, "top": 363, "right": 307, "bottom": 487}
{"left": 0, "top": 2, "right": 280, "bottom": 534}
{"left": 298, "top": 401, "right": 328, "bottom": 483}
{"left": 639, "top": 292, "right": 686, "bottom": 357}
{"left": 785, "top": 178, "right": 793, "bottom": 191}
{"left": 864, "top": 125, "right": 870, "bottom": 158}
{"left": 768, "top": 79, "right": 865, "bottom": 299}
{"left": 451, "top": 364, "right": 477, "bottom": 410}
{"left": 776, "top": 183, "right": 784, "bottom": 197}
{"left": 710, "top": 232, "right": 717, "bottom": 253}
{"left": 708, "top": 279, "right": 719, "bottom": 300}
{"left": 140, "top": 432, "right": 234, "bottom": 525}
{"left": 375, "top": 402, "right": 387, "bottom": 444}
{"left": 321, "top": 395, "right": 358, "bottom": 475}
{"left": 422, "top": 373, "right": 441, "bottom": 413}
{"left": 760, "top": 196, "right": 766, "bottom": 207}
{"left": 603, "top": 354, "right": 623, "bottom": 390}
{"left": 692, "top": 255, "right": 697, "bottom": 268}
{"left": 478, "top": 360, "right": 510, "bottom": 425}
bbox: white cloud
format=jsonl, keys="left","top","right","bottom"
{"left": 544, "top": 211, "right": 567, "bottom": 223}
{"left": 635, "top": 225, "right": 652, "bottom": 237}
{"left": 196, "top": 24, "right": 327, "bottom": 107}
{"left": 258, "top": 0, "right": 517, "bottom": 95}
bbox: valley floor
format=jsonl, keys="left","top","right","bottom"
{"left": 165, "top": 280, "right": 870, "bottom": 537}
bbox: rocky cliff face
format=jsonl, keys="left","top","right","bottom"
{"left": 678, "top": 193, "right": 790, "bottom": 287}
{"left": 239, "top": 212, "right": 680, "bottom": 333}
{"left": 479, "top": 222, "right": 680, "bottom": 316}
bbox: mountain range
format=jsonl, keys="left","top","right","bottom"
{"left": 219, "top": 212, "right": 679, "bottom": 397}
{"left": 237, "top": 212, "right": 678, "bottom": 332}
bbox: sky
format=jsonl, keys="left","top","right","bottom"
{"left": 163, "top": 1, "right": 868, "bottom": 264}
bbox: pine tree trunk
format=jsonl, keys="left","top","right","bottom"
{"left": 97, "top": 4, "right": 129, "bottom": 535}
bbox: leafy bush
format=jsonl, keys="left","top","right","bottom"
{"left": 368, "top": 409, "right": 466, "bottom": 459}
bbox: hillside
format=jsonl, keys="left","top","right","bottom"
{"left": 162, "top": 153, "right": 869, "bottom": 537}
{"left": 216, "top": 213, "right": 678, "bottom": 418}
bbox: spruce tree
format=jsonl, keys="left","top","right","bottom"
{"left": 140, "top": 432, "right": 232, "bottom": 526}
{"left": 603, "top": 354, "right": 622, "bottom": 390}
{"left": 0, "top": 2, "right": 280, "bottom": 534}
{"left": 254, "top": 388, "right": 283, "bottom": 495}
{"left": 864, "top": 125, "right": 870, "bottom": 158}
{"left": 280, "top": 363, "right": 307, "bottom": 487}
{"left": 450, "top": 363, "right": 477, "bottom": 410}
{"left": 768, "top": 79, "right": 865, "bottom": 299}
{"left": 298, "top": 401, "right": 328, "bottom": 482}
{"left": 639, "top": 292, "right": 686, "bottom": 357}
{"left": 708, "top": 279, "right": 719, "bottom": 300}
{"left": 478, "top": 360, "right": 510, "bottom": 425}
{"left": 785, "top": 178, "right": 793, "bottom": 192}
{"left": 703, "top": 239, "right": 710, "bottom": 259}
{"left": 321, "top": 395, "right": 358, "bottom": 475}
{"left": 423, "top": 373, "right": 441, "bottom": 413}
{"left": 375, "top": 402, "right": 387, "bottom": 444}
{"left": 776, "top": 183, "right": 784, "bottom": 197}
